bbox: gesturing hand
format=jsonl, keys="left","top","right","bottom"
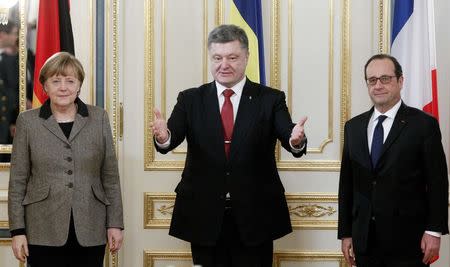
{"left": 151, "top": 108, "right": 169, "bottom": 143}
{"left": 290, "top": 116, "right": 307, "bottom": 147}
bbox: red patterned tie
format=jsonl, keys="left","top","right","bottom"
{"left": 221, "top": 89, "right": 234, "bottom": 159}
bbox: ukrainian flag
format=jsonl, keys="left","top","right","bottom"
{"left": 230, "top": 0, "right": 266, "bottom": 85}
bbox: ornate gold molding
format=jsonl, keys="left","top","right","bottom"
{"left": 143, "top": 251, "right": 348, "bottom": 267}
{"left": 19, "top": 0, "right": 26, "bottom": 114}
{"left": 144, "top": 193, "right": 337, "bottom": 229}
{"left": 286, "top": 0, "right": 334, "bottom": 154}
{"left": 286, "top": 193, "right": 337, "bottom": 229}
{"left": 144, "top": 0, "right": 350, "bottom": 171}
{"left": 340, "top": 0, "right": 351, "bottom": 156}
{"left": 144, "top": 193, "right": 174, "bottom": 229}
{"left": 203, "top": 0, "right": 208, "bottom": 83}
{"left": 106, "top": 1, "right": 120, "bottom": 265}
{"left": 270, "top": 0, "right": 280, "bottom": 90}
{"left": 144, "top": 0, "right": 155, "bottom": 171}
{"left": 0, "top": 0, "right": 27, "bottom": 169}
{"left": 290, "top": 204, "right": 336, "bottom": 217}
{"left": 274, "top": 251, "right": 349, "bottom": 267}
{"left": 216, "top": 0, "right": 224, "bottom": 26}
{"left": 145, "top": 0, "right": 219, "bottom": 169}
{"left": 144, "top": 251, "right": 192, "bottom": 267}
{"left": 106, "top": 0, "right": 120, "bottom": 148}
{"left": 379, "top": 0, "right": 391, "bottom": 53}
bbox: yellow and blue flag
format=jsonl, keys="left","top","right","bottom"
{"left": 230, "top": 0, "right": 266, "bottom": 85}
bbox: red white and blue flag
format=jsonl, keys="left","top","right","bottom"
{"left": 391, "top": 0, "right": 439, "bottom": 120}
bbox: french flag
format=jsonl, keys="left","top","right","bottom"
{"left": 391, "top": 0, "right": 439, "bottom": 120}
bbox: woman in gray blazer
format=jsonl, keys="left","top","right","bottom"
{"left": 8, "top": 52, "right": 124, "bottom": 267}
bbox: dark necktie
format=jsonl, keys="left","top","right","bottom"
{"left": 221, "top": 89, "right": 234, "bottom": 159}
{"left": 371, "top": 115, "right": 387, "bottom": 168}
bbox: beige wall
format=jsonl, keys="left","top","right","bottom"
{"left": 0, "top": 0, "right": 449, "bottom": 266}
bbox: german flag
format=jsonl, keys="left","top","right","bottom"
{"left": 230, "top": 0, "right": 265, "bottom": 85}
{"left": 32, "top": 0, "right": 74, "bottom": 108}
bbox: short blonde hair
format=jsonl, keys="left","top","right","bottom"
{"left": 39, "top": 52, "right": 85, "bottom": 87}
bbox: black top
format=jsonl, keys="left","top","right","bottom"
{"left": 58, "top": 122, "right": 74, "bottom": 139}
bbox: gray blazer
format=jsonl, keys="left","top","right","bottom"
{"left": 8, "top": 98, "right": 123, "bottom": 246}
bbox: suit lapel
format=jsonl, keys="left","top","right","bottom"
{"left": 229, "top": 80, "right": 260, "bottom": 161}
{"left": 379, "top": 103, "right": 408, "bottom": 161}
{"left": 203, "top": 82, "right": 227, "bottom": 161}
{"left": 357, "top": 109, "right": 373, "bottom": 170}
{"left": 68, "top": 113, "right": 89, "bottom": 142}
{"left": 42, "top": 116, "right": 70, "bottom": 144}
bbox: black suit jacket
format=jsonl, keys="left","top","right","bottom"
{"left": 338, "top": 102, "right": 449, "bottom": 256}
{"left": 156, "top": 79, "right": 306, "bottom": 245}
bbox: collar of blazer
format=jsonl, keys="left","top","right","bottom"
{"left": 39, "top": 98, "right": 90, "bottom": 143}
{"left": 39, "top": 97, "right": 89, "bottom": 120}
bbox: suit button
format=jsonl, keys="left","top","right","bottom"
{"left": 66, "top": 170, "right": 73, "bottom": 175}
{"left": 372, "top": 181, "right": 376, "bottom": 185}
{"left": 371, "top": 216, "right": 376, "bottom": 221}
{"left": 66, "top": 157, "right": 72, "bottom": 162}
{"left": 67, "top": 182, "right": 73, "bottom": 188}
{"left": 226, "top": 172, "right": 230, "bottom": 176}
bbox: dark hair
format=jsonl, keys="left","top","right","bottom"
{"left": 207, "top": 24, "right": 248, "bottom": 50}
{"left": 0, "top": 20, "right": 18, "bottom": 34}
{"left": 364, "top": 54, "right": 403, "bottom": 80}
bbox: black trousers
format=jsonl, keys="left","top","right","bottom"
{"left": 27, "top": 215, "right": 106, "bottom": 267}
{"left": 191, "top": 205, "right": 273, "bottom": 267}
{"left": 355, "top": 221, "right": 428, "bottom": 267}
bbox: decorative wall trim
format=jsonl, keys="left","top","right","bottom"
{"left": 106, "top": 0, "right": 120, "bottom": 148}
{"left": 143, "top": 251, "right": 348, "bottom": 267}
{"left": 144, "top": 193, "right": 174, "bottom": 229}
{"left": 144, "top": 0, "right": 351, "bottom": 172}
{"left": 339, "top": 0, "right": 351, "bottom": 155}
{"left": 0, "top": 189, "right": 8, "bottom": 229}
{"left": 274, "top": 251, "right": 349, "bottom": 267}
{"left": 144, "top": 0, "right": 218, "bottom": 170}
{"left": 105, "top": 0, "right": 120, "bottom": 265}
{"left": 379, "top": 0, "right": 391, "bottom": 53}
{"left": 144, "top": 193, "right": 337, "bottom": 229}
{"left": 285, "top": 0, "right": 334, "bottom": 154}
{"left": 144, "top": 251, "right": 191, "bottom": 267}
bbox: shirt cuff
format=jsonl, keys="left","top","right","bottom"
{"left": 10, "top": 228, "right": 26, "bottom": 237}
{"left": 155, "top": 129, "right": 171, "bottom": 148}
{"left": 289, "top": 137, "right": 306, "bottom": 152}
{"left": 425, "top": 231, "right": 441, "bottom": 238}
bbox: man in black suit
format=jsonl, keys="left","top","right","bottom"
{"left": 151, "top": 24, "right": 307, "bottom": 266}
{"left": 338, "top": 54, "right": 449, "bottom": 267}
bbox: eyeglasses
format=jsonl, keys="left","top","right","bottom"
{"left": 366, "top": 75, "right": 397, "bottom": 86}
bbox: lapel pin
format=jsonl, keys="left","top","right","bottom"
{"left": 249, "top": 96, "right": 252, "bottom": 100}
